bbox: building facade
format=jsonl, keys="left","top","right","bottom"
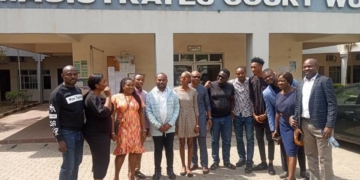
{"left": 1, "top": 0, "right": 360, "bottom": 101}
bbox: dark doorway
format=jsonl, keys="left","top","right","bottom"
{"left": 0, "top": 70, "right": 11, "bottom": 101}
{"left": 354, "top": 66, "right": 360, "bottom": 83}
{"left": 57, "top": 69, "right": 63, "bottom": 85}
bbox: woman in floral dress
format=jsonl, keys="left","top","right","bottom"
{"left": 111, "top": 77, "right": 147, "bottom": 180}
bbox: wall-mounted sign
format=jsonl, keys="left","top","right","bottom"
{"left": 0, "top": 0, "right": 359, "bottom": 12}
{"left": 188, "top": 45, "right": 201, "bottom": 52}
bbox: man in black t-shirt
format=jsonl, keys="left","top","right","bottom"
{"left": 248, "top": 57, "right": 276, "bottom": 175}
{"left": 49, "top": 65, "right": 84, "bottom": 180}
{"left": 207, "top": 69, "right": 236, "bottom": 170}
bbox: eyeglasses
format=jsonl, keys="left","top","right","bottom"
{"left": 192, "top": 76, "right": 200, "bottom": 79}
{"left": 217, "top": 75, "right": 226, "bottom": 79}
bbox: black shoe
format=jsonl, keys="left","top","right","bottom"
{"left": 152, "top": 170, "right": 161, "bottom": 180}
{"left": 268, "top": 164, "right": 276, "bottom": 175}
{"left": 135, "top": 170, "right": 146, "bottom": 179}
{"left": 300, "top": 171, "right": 309, "bottom": 180}
{"left": 167, "top": 169, "right": 176, "bottom": 180}
{"left": 253, "top": 162, "right": 268, "bottom": 171}
{"left": 245, "top": 162, "right": 253, "bottom": 174}
{"left": 279, "top": 171, "right": 288, "bottom": 178}
{"left": 236, "top": 159, "right": 246, "bottom": 167}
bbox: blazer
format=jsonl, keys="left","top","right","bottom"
{"left": 263, "top": 79, "right": 297, "bottom": 131}
{"left": 293, "top": 74, "right": 337, "bottom": 129}
{"left": 145, "top": 86, "right": 180, "bottom": 136}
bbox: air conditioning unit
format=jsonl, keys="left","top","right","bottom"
{"left": 326, "top": 55, "right": 337, "bottom": 62}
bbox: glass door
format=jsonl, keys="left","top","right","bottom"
{"left": 174, "top": 64, "right": 193, "bottom": 86}
{"left": 196, "top": 64, "right": 222, "bottom": 85}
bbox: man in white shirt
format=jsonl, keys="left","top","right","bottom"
{"left": 290, "top": 58, "right": 337, "bottom": 180}
{"left": 146, "top": 73, "right": 180, "bottom": 180}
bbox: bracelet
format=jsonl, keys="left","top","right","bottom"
{"left": 111, "top": 132, "right": 115, "bottom": 135}
{"left": 207, "top": 117, "right": 212, "bottom": 119}
{"left": 142, "top": 129, "right": 147, "bottom": 132}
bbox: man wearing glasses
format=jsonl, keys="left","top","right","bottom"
{"left": 205, "top": 69, "right": 236, "bottom": 170}
{"left": 189, "top": 71, "right": 212, "bottom": 174}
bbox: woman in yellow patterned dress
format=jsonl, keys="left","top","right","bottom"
{"left": 111, "top": 77, "right": 147, "bottom": 180}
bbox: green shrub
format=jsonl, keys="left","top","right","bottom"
{"left": 5, "top": 90, "right": 32, "bottom": 108}
{"left": 333, "top": 84, "right": 344, "bottom": 89}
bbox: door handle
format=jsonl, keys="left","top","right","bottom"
{"left": 345, "top": 111, "right": 354, "bottom": 115}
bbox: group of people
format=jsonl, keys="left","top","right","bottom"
{"left": 49, "top": 56, "right": 337, "bottom": 180}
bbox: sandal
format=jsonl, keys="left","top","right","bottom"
{"left": 203, "top": 167, "right": 210, "bottom": 174}
{"left": 224, "top": 163, "right": 236, "bottom": 170}
{"left": 210, "top": 163, "right": 219, "bottom": 170}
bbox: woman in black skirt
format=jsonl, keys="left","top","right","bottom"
{"left": 83, "top": 73, "right": 114, "bottom": 180}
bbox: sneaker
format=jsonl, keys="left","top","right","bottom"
{"left": 167, "top": 169, "right": 176, "bottom": 180}
{"left": 268, "top": 164, "right": 276, "bottom": 175}
{"left": 279, "top": 171, "right": 288, "bottom": 178}
{"left": 253, "top": 162, "right": 268, "bottom": 171}
{"left": 245, "top": 162, "right": 253, "bottom": 174}
{"left": 236, "top": 159, "right": 246, "bottom": 167}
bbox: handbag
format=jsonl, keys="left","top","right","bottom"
{"left": 114, "top": 97, "right": 131, "bottom": 135}
{"left": 294, "top": 128, "right": 304, "bottom": 146}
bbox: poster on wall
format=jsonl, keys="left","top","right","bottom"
{"left": 108, "top": 56, "right": 135, "bottom": 95}
{"left": 73, "top": 60, "right": 88, "bottom": 78}
{"left": 289, "top": 61, "right": 296, "bottom": 72}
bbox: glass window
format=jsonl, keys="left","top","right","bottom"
{"left": 42, "top": 70, "right": 51, "bottom": 75}
{"left": 180, "top": 54, "right": 194, "bottom": 62}
{"left": 173, "top": 54, "right": 179, "bottom": 62}
{"left": 329, "top": 66, "right": 341, "bottom": 84}
{"left": 195, "top": 54, "right": 208, "bottom": 62}
{"left": 29, "top": 70, "right": 37, "bottom": 75}
{"left": 210, "top": 54, "right": 223, "bottom": 62}
{"left": 336, "top": 85, "right": 360, "bottom": 105}
{"left": 20, "top": 70, "right": 28, "bottom": 75}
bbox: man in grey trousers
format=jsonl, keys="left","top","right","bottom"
{"left": 189, "top": 71, "right": 212, "bottom": 174}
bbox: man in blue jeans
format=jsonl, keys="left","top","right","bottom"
{"left": 49, "top": 65, "right": 85, "bottom": 180}
{"left": 206, "top": 69, "right": 235, "bottom": 170}
{"left": 229, "top": 66, "right": 255, "bottom": 174}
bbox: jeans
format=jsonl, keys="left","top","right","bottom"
{"left": 152, "top": 133, "right": 175, "bottom": 171}
{"left": 233, "top": 115, "right": 254, "bottom": 163}
{"left": 211, "top": 115, "right": 232, "bottom": 165}
{"left": 59, "top": 129, "right": 84, "bottom": 180}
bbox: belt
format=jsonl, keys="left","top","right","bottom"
{"left": 301, "top": 117, "right": 310, "bottom": 121}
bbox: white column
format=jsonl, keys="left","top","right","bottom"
{"left": 340, "top": 53, "right": 348, "bottom": 86}
{"left": 36, "top": 54, "right": 46, "bottom": 103}
{"left": 246, "top": 32, "right": 269, "bottom": 77}
{"left": 155, "top": 32, "right": 174, "bottom": 87}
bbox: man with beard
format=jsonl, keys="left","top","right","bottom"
{"left": 49, "top": 65, "right": 85, "bottom": 180}
{"left": 248, "top": 57, "right": 276, "bottom": 175}
{"left": 262, "top": 69, "right": 309, "bottom": 179}
{"left": 206, "top": 69, "right": 236, "bottom": 170}
{"left": 146, "top": 73, "right": 180, "bottom": 180}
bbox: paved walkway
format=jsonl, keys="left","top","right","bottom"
{"left": 1, "top": 138, "right": 359, "bottom": 180}
{"left": 0, "top": 104, "right": 54, "bottom": 144}
{"left": 1, "top": 104, "right": 360, "bottom": 180}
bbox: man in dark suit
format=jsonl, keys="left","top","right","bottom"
{"left": 290, "top": 58, "right": 337, "bottom": 180}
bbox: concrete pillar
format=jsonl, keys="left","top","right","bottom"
{"left": 36, "top": 54, "right": 46, "bottom": 103}
{"left": 340, "top": 52, "right": 348, "bottom": 86}
{"left": 155, "top": 32, "right": 174, "bottom": 87}
{"left": 246, "top": 33, "right": 269, "bottom": 77}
